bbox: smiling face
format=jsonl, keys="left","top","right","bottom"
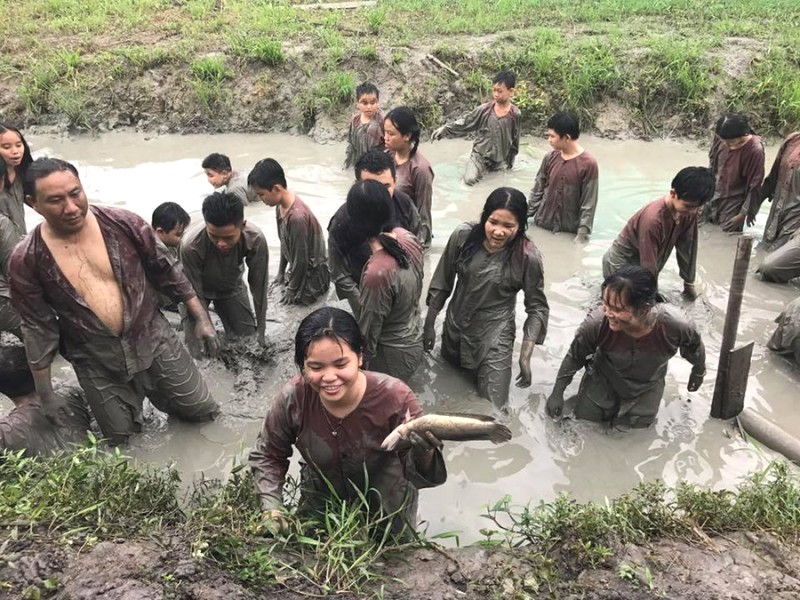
{"left": 602, "top": 288, "right": 648, "bottom": 333}
{"left": 29, "top": 170, "right": 89, "bottom": 236}
{"left": 205, "top": 221, "right": 243, "bottom": 253}
{"left": 0, "top": 131, "right": 25, "bottom": 169}
{"left": 483, "top": 208, "right": 520, "bottom": 253}
{"left": 303, "top": 336, "right": 363, "bottom": 406}
{"left": 205, "top": 168, "right": 231, "bottom": 188}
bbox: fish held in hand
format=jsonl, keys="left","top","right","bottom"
{"left": 381, "top": 413, "right": 512, "bottom": 451}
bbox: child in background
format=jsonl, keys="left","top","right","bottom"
{"left": 344, "top": 83, "right": 384, "bottom": 169}
{"left": 431, "top": 70, "right": 520, "bottom": 186}
{"left": 249, "top": 158, "right": 330, "bottom": 305}
{"left": 202, "top": 153, "right": 257, "bottom": 204}
{"left": 152, "top": 202, "right": 191, "bottom": 311}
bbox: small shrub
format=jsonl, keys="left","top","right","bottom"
{"left": 191, "top": 55, "right": 232, "bottom": 83}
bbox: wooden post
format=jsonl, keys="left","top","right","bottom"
{"left": 710, "top": 235, "right": 753, "bottom": 418}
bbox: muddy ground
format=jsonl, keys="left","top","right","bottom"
{"left": 3, "top": 527, "right": 799, "bottom": 599}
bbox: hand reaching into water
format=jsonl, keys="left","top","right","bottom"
{"left": 545, "top": 392, "right": 565, "bottom": 418}
{"left": 687, "top": 371, "right": 704, "bottom": 392}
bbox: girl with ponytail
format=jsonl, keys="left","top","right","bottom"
{"left": 384, "top": 107, "right": 435, "bottom": 248}
{"left": 346, "top": 179, "right": 425, "bottom": 380}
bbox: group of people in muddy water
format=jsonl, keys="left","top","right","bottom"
{"left": 1, "top": 68, "right": 799, "bottom": 536}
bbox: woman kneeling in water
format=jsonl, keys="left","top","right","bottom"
{"left": 249, "top": 307, "right": 446, "bottom": 537}
{"left": 546, "top": 266, "right": 706, "bottom": 428}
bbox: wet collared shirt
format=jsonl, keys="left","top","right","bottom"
{"left": 758, "top": 132, "right": 800, "bottom": 248}
{"left": 276, "top": 196, "right": 329, "bottom": 304}
{"left": 9, "top": 205, "right": 196, "bottom": 376}
{"left": 555, "top": 305, "right": 706, "bottom": 401}
{"left": 344, "top": 111, "right": 385, "bottom": 169}
{"left": 249, "top": 370, "right": 446, "bottom": 512}
{"left": 427, "top": 223, "right": 549, "bottom": 368}
{"left": 0, "top": 177, "right": 26, "bottom": 236}
{"left": 708, "top": 134, "right": 765, "bottom": 224}
{"left": 439, "top": 101, "right": 521, "bottom": 166}
{"left": 528, "top": 150, "right": 599, "bottom": 234}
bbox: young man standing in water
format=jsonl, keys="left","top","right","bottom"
{"left": 180, "top": 191, "right": 269, "bottom": 347}
{"left": 527, "top": 112, "right": 599, "bottom": 243}
{"left": 328, "top": 150, "right": 421, "bottom": 316}
{"left": 9, "top": 158, "right": 220, "bottom": 445}
{"left": 0, "top": 345, "right": 93, "bottom": 456}
{"left": 602, "top": 166, "right": 715, "bottom": 300}
{"left": 431, "top": 70, "right": 521, "bottom": 186}
{"left": 202, "top": 153, "right": 257, "bottom": 205}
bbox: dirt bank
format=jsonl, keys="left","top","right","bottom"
{"left": 4, "top": 527, "right": 799, "bottom": 599}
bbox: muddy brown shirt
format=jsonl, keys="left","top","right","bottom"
{"left": 327, "top": 192, "right": 420, "bottom": 310}
{"left": 439, "top": 102, "right": 521, "bottom": 167}
{"left": 0, "top": 386, "right": 92, "bottom": 457}
{"left": 9, "top": 205, "right": 196, "bottom": 377}
{"left": 756, "top": 132, "right": 800, "bottom": 248}
{"left": 427, "top": 223, "right": 549, "bottom": 368}
{"left": 180, "top": 221, "right": 269, "bottom": 330}
{"left": 767, "top": 296, "right": 800, "bottom": 364}
{"left": 344, "top": 111, "right": 385, "bottom": 169}
{"left": 394, "top": 151, "right": 434, "bottom": 245}
{"left": 221, "top": 171, "right": 258, "bottom": 205}
{"left": 552, "top": 305, "right": 706, "bottom": 406}
{"left": 276, "top": 196, "right": 330, "bottom": 304}
{"left": 359, "top": 228, "right": 424, "bottom": 358}
{"left": 0, "top": 213, "right": 21, "bottom": 301}
{"left": 249, "top": 371, "right": 446, "bottom": 518}
{"left": 0, "top": 177, "right": 26, "bottom": 236}
{"left": 607, "top": 196, "right": 698, "bottom": 283}
{"left": 528, "top": 150, "right": 600, "bottom": 234}
{"left": 708, "top": 134, "right": 765, "bottom": 227}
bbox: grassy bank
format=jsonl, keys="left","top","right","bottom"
{"left": 0, "top": 1, "right": 799, "bottom": 136}
{"left": 1, "top": 445, "right": 799, "bottom": 598}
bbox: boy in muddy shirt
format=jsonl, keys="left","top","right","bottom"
{"left": 9, "top": 158, "right": 220, "bottom": 445}
{"left": 431, "top": 70, "right": 520, "bottom": 186}
{"left": 602, "top": 166, "right": 715, "bottom": 300}
{"left": 202, "top": 153, "right": 257, "bottom": 205}
{"left": 527, "top": 112, "right": 599, "bottom": 243}
{"left": 152, "top": 201, "right": 191, "bottom": 312}
{"left": 0, "top": 345, "right": 92, "bottom": 456}
{"left": 180, "top": 191, "right": 269, "bottom": 345}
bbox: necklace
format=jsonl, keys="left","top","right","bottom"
{"left": 322, "top": 409, "right": 344, "bottom": 437}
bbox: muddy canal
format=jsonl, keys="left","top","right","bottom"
{"left": 12, "top": 131, "right": 800, "bottom": 543}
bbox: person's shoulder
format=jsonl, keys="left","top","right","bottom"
{"left": 411, "top": 151, "right": 432, "bottom": 171}
{"left": 747, "top": 135, "right": 766, "bottom": 153}
{"left": 452, "top": 221, "right": 474, "bottom": 238}
{"left": 509, "top": 103, "right": 522, "bottom": 118}
{"left": 181, "top": 222, "right": 206, "bottom": 249}
{"left": 365, "top": 370, "right": 414, "bottom": 402}
{"left": 656, "top": 303, "right": 692, "bottom": 329}
{"left": 580, "top": 149, "right": 599, "bottom": 165}
{"left": 243, "top": 220, "right": 267, "bottom": 240}
{"left": 92, "top": 204, "right": 143, "bottom": 225}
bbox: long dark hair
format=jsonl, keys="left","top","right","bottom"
{"left": 456, "top": 187, "right": 528, "bottom": 270}
{"left": 601, "top": 266, "right": 657, "bottom": 315}
{"left": 294, "top": 307, "right": 363, "bottom": 369}
{"left": 0, "top": 124, "right": 34, "bottom": 187}
{"left": 384, "top": 107, "right": 421, "bottom": 158}
{"left": 346, "top": 180, "right": 409, "bottom": 269}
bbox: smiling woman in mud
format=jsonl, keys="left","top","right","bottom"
{"left": 423, "top": 187, "right": 549, "bottom": 410}
{"left": 0, "top": 124, "right": 34, "bottom": 235}
{"left": 248, "top": 307, "right": 446, "bottom": 538}
{"left": 345, "top": 179, "right": 425, "bottom": 380}
{"left": 546, "top": 266, "right": 706, "bottom": 428}
{"left": 384, "top": 107, "right": 434, "bottom": 248}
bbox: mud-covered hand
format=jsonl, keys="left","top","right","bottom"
{"left": 430, "top": 126, "right": 446, "bottom": 142}
{"left": 423, "top": 310, "right": 438, "bottom": 352}
{"left": 573, "top": 229, "right": 589, "bottom": 244}
{"left": 687, "top": 371, "right": 705, "bottom": 392}
{"left": 39, "top": 390, "right": 71, "bottom": 427}
{"left": 408, "top": 430, "right": 443, "bottom": 455}
{"left": 257, "top": 508, "right": 289, "bottom": 535}
{"left": 723, "top": 214, "right": 747, "bottom": 231}
{"left": 545, "top": 392, "right": 565, "bottom": 418}
{"left": 515, "top": 339, "right": 535, "bottom": 388}
{"left": 682, "top": 281, "right": 699, "bottom": 301}
{"left": 194, "top": 319, "right": 219, "bottom": 358}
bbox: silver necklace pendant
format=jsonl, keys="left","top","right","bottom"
{"left": 331, "top": 430, "right": 338, "bottom": 437}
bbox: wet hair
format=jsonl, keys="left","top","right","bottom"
{"left": 247, "top": 158, "right": 287, "bottom": 190}
{"left": 384, "top": 107, "right": 421, "bottom": 158}
{"left": 356, "top": 82, "right": 379, "bottom": 101}
{"left": 671, "top": 166, "right": 715, "bottom": 205}
{"left": 24, "top": 157, "right": 80, "bottom": 199}
{"left": 715, "top": 113, "right": 753, "bottom": 140}
{"left": 202, "top": 191, "right": 244, "bottom": 227}
{"left": 294, "top": 307, "right": 363, "bottom": 369}
{"left": 201, "top": 153, "right": 232, "bottom": 172}
{"left": 0, "top": 124, "right": 34, "bottom": 188}
{"left": 152, "top": 201, "right": 190, "bottom": 232}
{"left": 457, "top": 187, "right": 528, "bottom": 269}
{"left": 0, "top": 345, "right": 35, "bottom": 398}
{"left": 547, "top": 111, "right": 580, "bottom": 140}
{"left": 346, "top": 180, "right": 409, "bottom": 268}
{"left": 493, "top": 70, "right": 516, "bottom": 89}
{"left": 601, "top": 266, "right": 658, "bottom": 314}
{"left": 354, "top": 148, "right": 396, "bottom": 182}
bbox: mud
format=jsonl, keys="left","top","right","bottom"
{"left": 3, "top": 526, "right": 799, "bottom": 599}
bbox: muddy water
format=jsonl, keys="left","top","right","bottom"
{"left": 18, "top": 131, "right": 800, "bottom": 543}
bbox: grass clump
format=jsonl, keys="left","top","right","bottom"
{"left": 228, "top": 34, "right": 285, "bottom": 66}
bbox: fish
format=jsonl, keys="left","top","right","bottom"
{"left": 381, "top": 412, "right": 512, "bottom": 451}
